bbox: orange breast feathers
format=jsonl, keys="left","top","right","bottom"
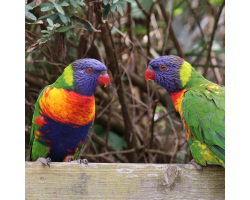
{"left": 169, "top": 89, "right": 187, "bottom": 117}
{"left": 39, "top": 87, "right": 95, "bottom": 126}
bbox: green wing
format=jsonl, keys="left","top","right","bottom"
{"left": 29, "top": 86, "right": 49, "bottom": 161}
{"left": 182, "top": 84, "right": 225, "bottom": 161}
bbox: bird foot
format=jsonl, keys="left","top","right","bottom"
{"left": 64, "top": 156, "right": 88, "bottom": 165}
{"left": 37, "top": 157, "right": 51, "bottom": 167}
{"left": 189, "top": 159, "right": 203, "bottom": 172}
{"left": 63, "top": 155, "right": 74, "bottom": 162}
{"left": 77, "top": 158, "right": 88, "bottom": 165}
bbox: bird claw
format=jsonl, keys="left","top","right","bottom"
{"left": 37, "top": 157, "right": 51, "bottom": 167}
{"left": 77, "top": 158, "right": 88, "bottom": 165}
{"left": 189, "top": 159, "right": 203, "bottom": 172}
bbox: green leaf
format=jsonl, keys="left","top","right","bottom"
{"left": 41, "top": 30, "right": 50, "bottom": 33}
{"left": 60, "top": 1, "right": 69, "bottom": 6}
{"left": 103, "top": 0, "right": 109, "bottom": 5}
{"left": 66, "top": 15, "right": 71, "bottom": 23}
{"left": 39, "top": 3, "right": 51, "bottom": 7}
{"left": 173, "top": 8, "right": 183, "bottom": 17}
{"left": 42, "top": 34, "right": 50, "bottom": 38}
{"left": 117, "top": 1, "right": 126, "bottom": 10}
{"left": 123, "top": 0, "right": 133, "bottom": 3}
{"left": 66, "top": 29, "right": 72, "bottom": 38}
{"left": 25, "top": 4, "right": 33, "bottom": 10}
{"left": 59, "top": 13, "right": 68, "bottom": 25}
{"left": 102, "top": 4, "right": 110, "bottom": 22}
{"left": 76, "top": 0, "right": 84, "bottom": 6}
{"left": 110, "top": 4, "right": 116, "bottom": 12}
{"left": 28, "top": 2, "right": 36, "bottom": 7}
{"left": 48, "top": 13, "right": 59, "bottom": 21}
{"left": 116, "top": 2, "right": 124, "bottom": 16}
{"left": 94, "top": 124, "right": 127, "bottom": 151}
{"left": 39, "top": 13, "right": 59, "bottom": 21}
{"left": 57, "top": 26, "right": 70, "bottom": 32}
{"left": 25, "top": 18, "right": 35, "bottom": 23}
{"left": 209, "top": 0, "right": 223, "bottom": 6}
{"left": 64, "top": 10, "right": 71, "bottom": 22}
{"left": 70, "top": 25, "right": 82, "bottom": 29}
{"left": 25, "top": 12, "right": 37, "bottom": 20}
{"left": 38, "top": 38, "right": 48, "bottom": 43}
{"left": 71, "top": 31, "right": 78, "bottom": 39}
{"left": 70, "top": 0, "right": 77, "bottom": 7}
{"left": 71, "top": 16, "right": 101, "bottom": 33}
{"left": 39, "top": 13, "right": 59, "bottom": 22}
{"left": 55, "top": 23, "right": 61, "bottom": 27}
{"left": 41, "top": 4, "right": 54, "bottom": 12}
{"left": 25, "top": 82, "right": 29, "bottom": 87}
{"left": 47, "top": 18, "right": 54, "bottom": 26}
{"left": 108, "top": 132, "right": 127, "bottom": 151}
{"left": 54, "top": 4, "right": 65, "bottom": 15}
{"left": 38, "top": 13, "right": 53, "bottom": 20}
{"left": 133, "top": 26, "right": 147, "bottom": 34}
{"left": 156, "top": 106, "right": 165, "bottom": 112}
{"left": 113, "top": 0, "right": 119, "bottom": 3}
{"left": 25, "top": 64, "right": 35, "bottom": 71}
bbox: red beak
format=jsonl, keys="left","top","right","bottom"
{"left": 145, "top": 68, "right": 155, "bottom": 81}
{"left": 98, "top": 73, "right": 109, "bottom": 88}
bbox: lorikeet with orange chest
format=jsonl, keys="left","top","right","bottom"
{"left": 145, "top": 55, "right": 225, "bottom": 171}
{"left": 29, "top": 58, "right": 109, "bottom": 166}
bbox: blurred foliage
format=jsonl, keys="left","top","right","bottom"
{"left": 25, "top": 0, "right": 225, "bottom": 164}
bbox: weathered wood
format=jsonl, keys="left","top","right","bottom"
{"left": 25, "top": 162, "right": 225, "bottom": 199}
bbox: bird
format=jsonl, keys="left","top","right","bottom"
{"left": 144, "top": 55, "right": 225, "bottom": 171}
{"left": 29, "top": 58, "right": 109, "bottom": 167}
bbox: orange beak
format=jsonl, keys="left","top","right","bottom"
{"left": 145, "top": 68, "right": 155, "bottom": 81}
{"left": 98, "top": 73, "right": 109, "bottom": 88}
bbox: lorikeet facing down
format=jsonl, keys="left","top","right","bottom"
{"left": 145, "top": 55, "right": 225, "bottom": 170}
{"left": 29, "top": 58, "right": 109, "bottom": 166}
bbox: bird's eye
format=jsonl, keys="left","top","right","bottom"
{"left": 160, "top": 65, "right": 167, "bottom": 71}
{"left": 86, "top": 68, "right": 93, "bottom": 73}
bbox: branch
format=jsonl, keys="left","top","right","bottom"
{"left": 90, "top": 133, "right": 126, "bottom": 163}
{"left": 96, "top": 11, "right": 137, "bottom": 162}
{"left": 154, "top": 108, "right": 176, "bottom": 123}
{"left": 157, "top": 0, "right": 185, "bottom": 58}
{"left": 94, "top": 112, "right": 126, "bottom": 138}
{"left": 184, "top": 0, "right": 205, "bottom": 42}
{"left": 127, "top": 71, "right": 168, "bottom": 108}
{"left": 149, "top": 100, "right": 158, "bottom": 150}
{"left": 162, "top": 0, "right": 173, "bottom": 55}
{"left": 203, "top": 0, "right": 225, "bottom": 77}
{"left": 135, "top": 0, "right": 150, "bottom": 17}
{"left": 25, "top": 71, "right": 47, "bottom": 88}
{"left": 83, "top": 145, "right": 173, "bottom": 158}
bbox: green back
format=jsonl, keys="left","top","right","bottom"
{"left": 182, "top": 71, "right": 225, "bottom": 161}
{"left": 29, "top": 86, "right": 49, "bottom": 160}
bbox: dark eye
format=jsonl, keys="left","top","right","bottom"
{"left": 86, "top": 68, "right": 93, "bottom": 73}
{"left": 160, "top": 65, "right": 167, "bottom": 71}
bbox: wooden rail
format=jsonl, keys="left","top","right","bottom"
{"left": 25, "top": 162, "right": 225, "bottom": 199}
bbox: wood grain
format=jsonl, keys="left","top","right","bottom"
{"left": 25, "top": 162, "right": 225, "bottom": 199}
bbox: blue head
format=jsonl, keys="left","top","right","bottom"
{"left": 71, "top": 58, "right": 109, "bottom": 96}
{"left": 145, "top": 55, "right": 192, "bottom": 93}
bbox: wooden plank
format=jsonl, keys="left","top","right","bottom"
{"left": 25, "top": 162, "right": 225, "bottom": 199}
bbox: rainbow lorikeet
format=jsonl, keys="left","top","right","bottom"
{"left": 29, "top": 58, "right": 109, "bottom": 166}
{"left": 145, "top": 55, "right": 225, "bottom": 171}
